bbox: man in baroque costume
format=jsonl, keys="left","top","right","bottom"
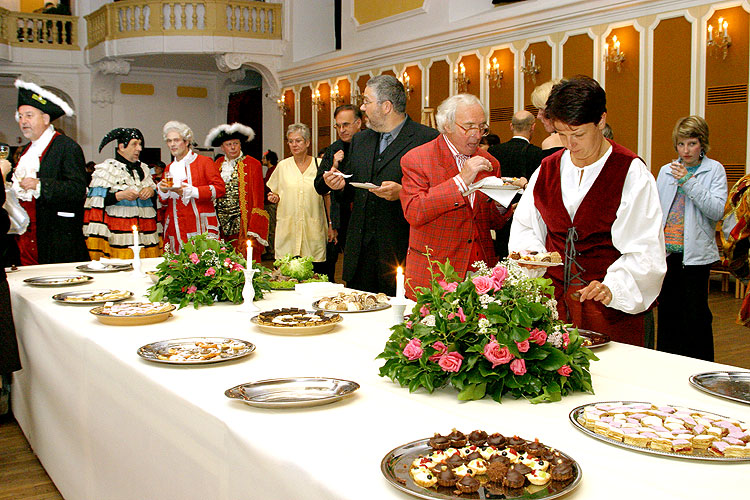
{"left": 204, "top": 123, "right": 268, "bottom": 260}
{"left": 83, "top": 128, "right": 160, "bottom": 259}
{"left": 12, "top": 79, "right": 88, "bottom": 265}
{"left": 157, "top": 120, "right": 225, "bottom": 253}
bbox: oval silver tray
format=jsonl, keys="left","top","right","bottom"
{"left": 138, "top": 337, "right": 255, "bottom": 365}
{"left": 577, "top": 329, "right": 610, "bottom": 349}
{"left": 225, "top": 377, "right": 359, "bottom": 408}
{"left": 24, "top": 274, "right": 93, "bottom": 287}
{"left": 381, "top": 437, "right": 581, "bottom": 500}
{"left": 569, "top": 401, "right": 750, "bottom": 462}
{"left": 689, "top": 371, "right": 750, "bottom": 405}
{"left": 251, "top": 311, "right": 342, "bottom": 336}
{"left": 75, "top": 263, "right": 133, "bottom": 273}
{"left": 312, "top": 299, "right": 391, "bottom": 313}
{"left": 53, "top": 289, "right": 133, "bottom": 305}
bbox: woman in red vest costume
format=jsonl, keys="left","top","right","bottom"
{"left": 509, "top": 76, "right": 666, "bottom": 346}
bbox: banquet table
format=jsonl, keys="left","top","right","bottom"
{"left": 7, "top": 259, "right": 750, "bottom": 500}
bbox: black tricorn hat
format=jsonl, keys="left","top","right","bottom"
{"left": 98, "top": 128, "right": 145, "bottom": 153}
{"left": 15, "top": 79, "right": 74, "bottom": 121}
{"left": 204, "top": 123, "right": 255, "bottom": 148}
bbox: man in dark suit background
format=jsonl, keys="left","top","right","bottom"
{"left": 488, "top": 110, "right": 548, "bottom": 259}
{"left": 323, "top": 75, "right": 438, "bottom": 295}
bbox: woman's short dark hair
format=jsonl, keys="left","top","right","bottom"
{"left": 545, "top": 76, "right": 606, "bottom": 126}
{"left": 264, "top": 150, "right": 278, "bottom": 166}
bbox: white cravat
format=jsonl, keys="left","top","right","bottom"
{"left": 13, "top": 125, "right": 55, "bottom": 201}
{"left": 160, "top": 150, "right": 198, "bottom": 204}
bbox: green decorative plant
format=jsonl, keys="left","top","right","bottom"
{"left": 147, "top": 234, "right": 269, "bottom": 309}
{"left": 377, "top": 256, "right": 597, "bottom": 404}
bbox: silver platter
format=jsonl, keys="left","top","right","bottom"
{"left": 24, "top": 274, "right": 93, "bottom": 287}
{"left": 312, "top": 300, "right": 391, "bottom": 313}
{"left": 75, "top": 263, "right": 133, "bottom": 273}
{"left": 138, "top": 337, "right": 255, "bottom": 365}
{"left": 689, "top": 371, "right": 750, "bottom": 405}
{"left": 53, "top": 289, "right": 133, "bottom": 305}
{"left": 569, "top": 401, "right": 750, "bottom": 462}
{"left": 381, "top": 437, "right": 581, "bottom": 500}
{"left": 225, "top": 377, "right": 359, "bottom": 408}
{"left": 577, "top": 329, "right": 610, "bottom": 349}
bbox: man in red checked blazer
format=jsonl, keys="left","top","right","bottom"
{"left": 401, "top": 94, "right": 511, "bottom": 299}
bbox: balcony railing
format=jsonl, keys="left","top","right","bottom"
{"left": 0, "top": 7, "right": 79, "bottom": 49}
{"left": 85, "top": 0, "right": 281, "bottom": 49}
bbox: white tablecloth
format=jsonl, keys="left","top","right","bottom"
{"left": 8, "top": 259, "right": 750, "bottom": 500}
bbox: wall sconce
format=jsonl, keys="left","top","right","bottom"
{"left": 520, "top": 51, "right": 540, "bottom": 83}
{"left": 487, "top": 57, "right": 503, "bottom": 89}
{"left": 331, "top": 84, "right": 346, "bottom": 105}
{"left": 399, "top": 72, "right": 414, "bottom": 101}
{"left": 351, "top": 88, "right": 364, "bottom": 107}
{"left": 454, "top": 62, "right": 469, "bottom": 93}
{"left": 604, "top": 35, "right": 626, "bottom": 72}
{"left": 276, "top": 94, "right": 289, "bottom": 115}
{"left": 312, "top": 89, "right": 325, "bottom": 112}
{"left": 707, "top": 17, "right": 731, "bottom": 60}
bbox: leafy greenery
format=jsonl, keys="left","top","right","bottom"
{"left": 273, "top": 255, "right": 315, "bottom": 281}
{"left": 147, "top": 234, "right": 269, "bottom": 309}
{"left": 377, "top": 256, "right": 597, "bottom": 404}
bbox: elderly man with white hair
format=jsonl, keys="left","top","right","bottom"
{"left": 400, "top": 94, "right": 510, "bottom": 299}
{"left": 157, "top": 120, "right": 225, "bottom": 253}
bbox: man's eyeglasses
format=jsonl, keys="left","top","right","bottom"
{"left": 334, "top": 121, "right": 357, "bottom": 129}
{"left": 455, "top": 122, "right": 490, "bottom": 137}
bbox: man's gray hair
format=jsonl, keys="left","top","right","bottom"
{"left": 163, "top": 120, "right": 194, "bottom": 143}
{"left": 435, "top": 94, "right": 484, "bottom": 134}
{"left": 366, "top": 75, "right": 406, "bottom": 114}
{"left": 287, "top": 123, "right": 311, "bottom": 142}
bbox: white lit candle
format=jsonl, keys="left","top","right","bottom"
{"left": 707, "top": 25, "right": 713, "bottom": 42}
{"left": 723, "top": 21, "right": 728, "bottom": 37}
{"left": 131, "top": 225, "right": 140, "bottom": 247}
{"left": 425, "top": 95, "right": 429, "bottom": 107}
{"left": 247, "top": 239, "right": 253, "bottom": 265}
{"left": 396, "top": 266, "right": 405, "bottom": 301}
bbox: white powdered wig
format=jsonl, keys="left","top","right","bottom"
{"left": 162, "top": 120, "right": 194, "bottom": 143}
{"left": 204, "top": 123, "right": 255, "bottom": 148}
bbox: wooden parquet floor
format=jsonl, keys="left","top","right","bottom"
{"left": 1, "top": 280, "right": 748, "bottom": 500}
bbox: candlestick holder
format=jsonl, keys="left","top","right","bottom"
{"left": 390, "top": 299, "right": 408, "bottom": 327}
{"left": 240, "top": 267, "right": 259, "bottom": 313}
{"left": 130, "top": 245, "right": 144, "bottom": 276}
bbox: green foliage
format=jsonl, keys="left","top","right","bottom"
{"left": 376, "top": 254, "right": 597, "bottom": 404}
{"left": 274, "top": 254, "right": 315, "bottom": 281}
{"left": 147, "top": 234, "right": 269, "bottom": 309}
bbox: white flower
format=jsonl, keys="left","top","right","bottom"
{"left": 478, "top": 317, "right": 490, "bottom": 329}
{"left": 479, "top": 294, "right": 493, "bottom": 305}
{"left": 421, "top": 314, "right": 436, "bottom": 327}
{"left": 452, "top": 299, "right": 460, "bottom": 305}
{"left": 471, "top": 261, "right": 491, "bottom": 276}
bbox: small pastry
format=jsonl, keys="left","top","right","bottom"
{"left": 448, "top": 428, "right": 467, "bottom": 447}
{"left": 526, "top": 469, "right": 551, "bottom": 486}
{"left": 468, "top": 458, "right": 488, "bottom": 475}
{"left": 510, "top": 462, "right": 532, "bottom": 475}
{"left": 502, "top": 468, "right": 525, "bottom": 489}
{"left": 550, "top": 462, "right": 574, "bottom": 481}
{"left": 429, "top": 433, "right": 450, "bottom": 450}
{"left": 487, "top": 432, "right": 507, "bottom": 448}
{"left": 524, "top": 439, "right": 545, "bottom": 457}
{"left": 446, "top": 453, "right": 465, "bottom": 469}
{"left": 468, "top": 429, "right": 488, "bottom": 446}
{"left": 455, "top": 474, "right": 480, "bottom": 493}
{"left": 410, "top": 466, "right": 438, "bottom": 488}
{"left": 479, "top": 445, "right": 497, "bottom": 460}
{"left": 486, "top": 460, "right": 509, "bottom": 483}
{"left": 452, "top": 464, "right": 474, "bottom": 478}
{"left": 435, "top": 465, "right": 457, "bottom": 487}
{"left": 507, "top": 436, "right": 526, "bottom": 452}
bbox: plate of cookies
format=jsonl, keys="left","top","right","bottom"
{"left": 89, "top": 302, "right": 176, "bottom": 326}
{"left": 251, "top": 308, "right": 342, "bottom": 335}
{"left": 508, "top": 251, "right": 563, "bottom": 267}
{"left": 381, "top": 428, "right": 581, "bottom": 500}
{"left": 313, "top": 291, "right": 391, "bottom": 313}
{"left": 569, "top": 401, "right": 750, "bottom": 461}
{"left": 137, "top": 337, "right": 255, "bottom": 365}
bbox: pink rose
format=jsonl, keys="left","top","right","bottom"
{"left": 232, "top": 263, "right": 244, "bottom": 271}
{"left": 170, "top": 259, "right": 178, "bottom": 264}
{"left": 456, "top": 306, "right": 466, "bottom": 322}
{"left": 224, "top": 257, "right": 232, "bottom": 264}
{"left": 558, "top": 365, "right": 572, "bottom": 377}
{"left": 438, "top": 351, "right": 464, "bottom": 372}
{"left": 528, "top": 328, "right": 547, "bottom": 346}
{"left": 491, "top": 265, "right": 508, "bottom": 289}
{"left": 204, "top": 267, "right": 216, "bottom": 277}
{"left": 516, "top": 339, "right": 530, "bottom": 353}
{"left": 472, "top": 275, "right": 494, "bottom": 294}
{"left": 510, "top": 358, "right": 526, "bottom": 376}
{"left": 438, "top": 280, "right": 458, "bottom": 293}
{"left": 562, "top": 332, "right": 570, "bottom": 348}
{"left": 483, "top": 335, "right": 514, "bottom": 368}
{"left": 428, "top": 341, "right": 447, "bottom": 362}
{"left": 186, "top": 285, "right": 197, "bottom": 294}
{"left": 405, "top": 320, "right": 413, "bottom": 328}
{"left": 402, "top": 338, "right": 423, "bottom": 361}
{"left": 419, "top": 305, "right": 430, "bottom": 317}
{"left": 189, "top": 253, "right": 200, "bottom": 264}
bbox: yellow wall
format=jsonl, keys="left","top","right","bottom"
{"left": 353, "top": 0, "right": 423, "bottom": 25}
{"left": 20, "top": 0, "right": 46, "bottom": 13}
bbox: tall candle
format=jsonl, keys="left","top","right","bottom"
{"left": 247, "top": 239, "right": 253, "bottom": 264}
{"left": 131, "top": 225, "right": 140, "bottom": 247}
{"left": 396, "top": 266, "right": 405, "bottom": 301}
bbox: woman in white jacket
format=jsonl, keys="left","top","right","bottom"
{"left": 655, "top": 116, "right": 727, "bottom": 361}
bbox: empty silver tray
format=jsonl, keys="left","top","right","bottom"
{"left": 225, "top": 377, "right": 359, "bottom": 408}
{"left": 689, "top": 371, "right": 750, "bottom": 405}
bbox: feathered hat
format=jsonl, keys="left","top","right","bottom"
{"left": 204, "top": 123, "right": 255, "bottom": 148}
{"left": 98, "top": 128, "right": 145, "bottom": 153}
{"left": 15, "top": 79, "right": 74, "bottom": 121}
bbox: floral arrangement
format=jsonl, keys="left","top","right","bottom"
{"left": 148, "top": 234, "right": 269, "bottom": 308}
{"left": 377, "top": 258, "right": 597, "bottom": 404}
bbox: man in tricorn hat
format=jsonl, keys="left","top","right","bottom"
{"left": 204, "top": 123, "right": 268, "bottom": 259}
{"left": 12, "top": 78, "right": 88, "bottom": 265}
{"left": 82, "top": 128, "right": 160, "bottom": 259}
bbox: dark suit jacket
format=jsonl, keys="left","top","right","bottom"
{"left": 341, "top": 117, "right": 439, "bottom": 283}
{"left": 487, "top": 137, "right": 546, "bottom": 179}
{"left": 314, "top": 138, "right": 352, "bottom": 230}
{"left": 35, "top": 133, "right": 89, "bottom": 263}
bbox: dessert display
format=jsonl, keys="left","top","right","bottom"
{"left": 508, "top": 250, "right": 563, "bottom": 265}
{"left": 90, "top": 302, "right": 176, "bottom": 326}
{"left": 382, "top": 429, "right": 580, "bottom": 499}
{"left": 53, "top": 289, "right": 132, "bottom": 304}
{"left": 577, "top": 329, "right": 610, "bottom": 349}
{"left": 24, "top": 274, "right": 94, "bottom": 286}
{"left": 252, "top": 308, "right": 342, "bottom": 335}
{"left": 314, "top": 291, "right": 390, "bottom": 312}
{"left": 137, "top": 337, "right": 255, "bottom": 364}
{"left": 571, "top": 401, "right": 750, "bottom": 460}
